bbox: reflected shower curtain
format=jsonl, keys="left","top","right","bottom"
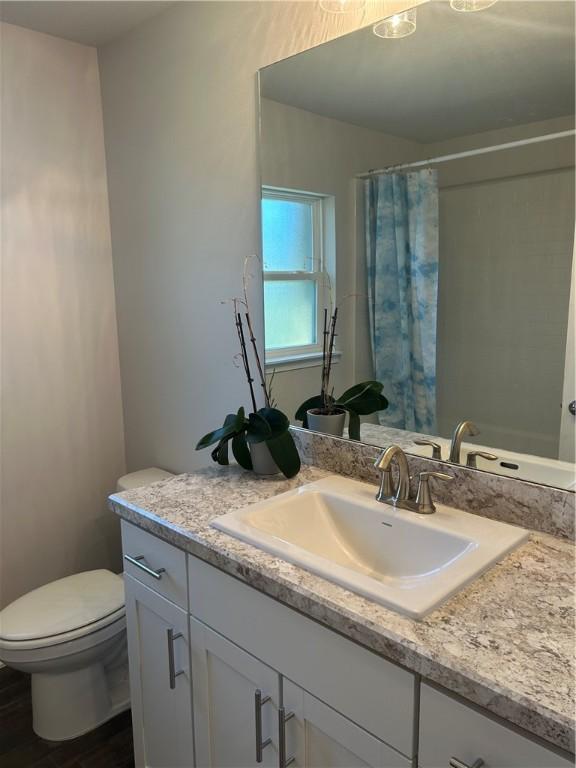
{"left": 364, "top": 169, "right": 439, "bottom": 433}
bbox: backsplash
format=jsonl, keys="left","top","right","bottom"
{"left": 291, "top": 427, "right": 575, "bottom": 541}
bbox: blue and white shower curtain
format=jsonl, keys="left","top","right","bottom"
{"left": 364, "top": 169, "right": 439, "bottom": 434}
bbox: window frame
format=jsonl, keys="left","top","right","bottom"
{"left": 262, "top": 186, "right": 332, "bottom": 365}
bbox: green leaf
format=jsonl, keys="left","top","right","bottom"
{"left": 246, "top": 411, "right": 273, "bottom": 444}
{"left": 196, "top": 407, "right": 246, "bottom": 450}
{"left": 232, "top": 431, "right": 253, "bottom": 470}
{"left": 337, "top": 381, "right": 388, "bottom": 416}
{"left": 265, "top": 431, "right": 301, "bottom": 479}
{"left": 211, "top": 436, "right": 231, "bottom": 465}
{"left": 346, "top": 409, "right": 361, "bottom": 440}
{"left": 258, "top": 407, "right": 289, "bottom": 437}
{"left": 295, "top": 395, "right": 324, "bottom": 425}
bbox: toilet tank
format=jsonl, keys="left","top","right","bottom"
{"left": 116, "top": 467, "right": 175, "bottom": 492}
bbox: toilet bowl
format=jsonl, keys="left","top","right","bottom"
{"left": 0, "top": 570, "right": 129, "bottom": 741}
{"left": 0, "top": 467, "right": 175, "bottom": 741}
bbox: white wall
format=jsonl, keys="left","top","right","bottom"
{"left": 1, "top": 23, "right": 126, "bottom": 607}
{"left": 97, "top": 0, "right": 421, "bottom": 473}
{"left": 260, "top": 97, "right": 421, "bottom": 421}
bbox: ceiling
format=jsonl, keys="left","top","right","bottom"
{"left": 260, "top": 1, "right": 575, "bottom": 144}
{"left": 0, "top": 1, "right": 174, "bottom": 46}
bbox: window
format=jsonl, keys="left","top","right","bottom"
{"left": 262, "top": 188, "right": 332, "bottom": 363}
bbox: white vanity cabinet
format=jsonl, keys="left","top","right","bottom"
{"left": 124, "top": 574, "right": 195, "bottom": 768}
{"left": 189, "top": 618, "right": 280, "bottom": 768}
{"left": 120, "top": 522, "right": 572, "bottom": 768}
{"left": 187, "top": 555, "right": 416, "bottom": 767}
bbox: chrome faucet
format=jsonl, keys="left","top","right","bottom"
{"left": 449, "top": 420, "right": 480, "bottom": 464}
{"left": 374, "top": 444, "right": 452, "bottom": 514}
{"left": 374, "top": 444, "right": 411, "bottom": 504}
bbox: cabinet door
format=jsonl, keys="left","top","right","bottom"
{"left": 419, "top": 683, "right": 573, "bottom": 768}
{"left": 282, "top": 679, "right": 411, "bottom": 768}
{"left": 124, "top": 574, "right": 195, "bottom": 768}
{"left": 190, "top": 618, "right": 280, "bottom": 768}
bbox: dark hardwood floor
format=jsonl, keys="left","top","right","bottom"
{"left": 0, "top": 667, "right": 135, "bottom": 768}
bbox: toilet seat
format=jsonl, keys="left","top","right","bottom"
{"left": 0, "top": 570, "right": 125, "bottom": 651}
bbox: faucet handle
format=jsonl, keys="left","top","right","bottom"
{"left": 414, "top": 439, "right": 443, "bottom": 460}
{"left": 414, "top": 471, "right": 453, "bottom": 514}
{"left": 466, "top": 451, "right": 498, "bottom": 469}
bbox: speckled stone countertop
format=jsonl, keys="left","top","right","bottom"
{"left": 109, "top": 466, "right": 575, "bottom": 754}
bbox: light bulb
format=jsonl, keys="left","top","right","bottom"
{"left": 450, "top": 0, "right": 498, "bottom": 11}
{"left": 319, "top": 0, "right": 366, "bottom": 13}
{"left": 373, "top": 9, "right": 417, "bottom": 39}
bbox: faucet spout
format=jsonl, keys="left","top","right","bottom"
{"left": 374, "top": 445, "right": 411, "bottom": 503}
{"left": 449, "top": 420, "right": 480, "bottom": 464}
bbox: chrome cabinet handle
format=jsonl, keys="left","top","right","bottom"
{"left": 569, "top": 400, "right": 576, "bottom": 416}
{"left": 124, "top": 554, "right": 166, "bottom": 580}
{"left": 466, "top": 451, "right": 498, "bottom": 469}
{"left": 450, "top": 758, "right": 484, "bottom": 768}
{"left": 166, "top": 628, "right": 184, "bottom": 689}
{"left": 278, "top": 707, "right": 295, "bottom": 768}
{"left": 255, "top": 689, "right": 272, "bottom": 763}
{"left": 414, "top": 439, "right": 443, "bottom": 460}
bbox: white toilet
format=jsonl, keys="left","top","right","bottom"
{"left": 0, "top": 467, "right": 174, "bottom": 741}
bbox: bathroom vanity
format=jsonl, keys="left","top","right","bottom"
{"left": 110, "top": 465, "right": 575, "bottom": 768}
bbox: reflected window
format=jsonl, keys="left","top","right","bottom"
{"left": 262, "top": 188, "right": 332, "bottom": 361}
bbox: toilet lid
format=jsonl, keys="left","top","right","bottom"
{"left": 0, "top": 570, "right": 125, "bottom": 642}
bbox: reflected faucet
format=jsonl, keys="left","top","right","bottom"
{"left": 449, "top": 420, "right": 480, "bottom": 464}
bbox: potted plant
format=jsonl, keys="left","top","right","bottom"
{"left": 196, "top": 262, "right": 300, "bottom": 479}
{"left": 295, "top": 308, "right": 388, "bottom": 440}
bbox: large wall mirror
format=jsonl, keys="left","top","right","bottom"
{"left": 258, "top": 0, "right": 575, "bottom": 491}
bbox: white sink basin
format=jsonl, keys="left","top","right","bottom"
{"left": 212, "top": 476, "right": 529, "bottom": 618}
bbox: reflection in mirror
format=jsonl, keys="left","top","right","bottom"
{"left": 259, "top": 0, "right": 575, "bottom": 489}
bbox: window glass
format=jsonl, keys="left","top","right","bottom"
{"left": 262, "top": 198, "right": 314, "bottom": 272}
{"left": 264, "top": 280, "right": 317, "bottom": 349}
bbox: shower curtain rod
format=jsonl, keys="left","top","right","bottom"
{"left": 356, "top": 129, "right": 575, "bottom": 179}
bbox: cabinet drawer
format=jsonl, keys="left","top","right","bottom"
{"left": 122, "top": 521, "right": 188, "bottom": 609}
{"left": 419, "top": 683, "right": 573, "bottom": 768}
{"left": 188, "top": 555, "right": 415, "bottom": 758}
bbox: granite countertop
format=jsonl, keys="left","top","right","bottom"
{"left": 109, "top": 466, "right": 575, "bottom": 754}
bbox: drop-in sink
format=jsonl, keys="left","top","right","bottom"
{"left": 212, "top": 476, "right": 529, "bottom": 618}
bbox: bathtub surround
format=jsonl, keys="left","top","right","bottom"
{"left": 291, "top": 428, "right": 576, "bottom": 541}
{"left": 1, "top": 22, "right": 126, "bottom": 608}
{"left": 108, "top": 467, "right": 575, "bottom": 753}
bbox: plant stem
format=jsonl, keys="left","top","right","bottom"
{"left": 242, "top": 255, "right": 271, "bottom": 407}
{"left": 320, "top": 307, "right": 338, "bottom": 412}
{"left": 236, "top": 312, "right": 257, "bottom": 413}
{"left": 245, "top": 312, "right": 270, "bottom": 408}
{"left": 321, "top": 308, "right": 329, "bottom": 410}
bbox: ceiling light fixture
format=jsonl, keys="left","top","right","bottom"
{"left": 450, "top": 0, "right": 498, "bottom": 11}
{"left": 373, "top": 9, "right": 417, "bottom": 39}
{"left": 319, "top": 0, "right": 366, "bottom": 13}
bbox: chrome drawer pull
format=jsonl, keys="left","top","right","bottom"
{"left": 450, "top": 758, "right": 484, "bottom": 768}
{"left": 124, "top": 554, "right": 166, "bottom": 580}
{"left": 278, "top": 707, "right": 295, "bottom": 768}
{"left": 167, "top": 628, "right": 184, "bottom": 689}
{"left": 255, "top": 689, "right": 272, "bottom": 763}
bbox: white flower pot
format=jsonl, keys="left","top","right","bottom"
{"left": 306, "top": 408, "right": 346, "bottom": 437}
{"left": 249, "top": 441, "right": 280, "bottom": 476}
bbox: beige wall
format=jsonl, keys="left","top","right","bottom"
{"left": 1, "top": 23, "right": 126, "bottom": 606}
{"left": 97, "top": 0, "right": 420, "bottom": 472}
{"left": 260, "top": 97, "right": 420, "bottom": 421}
